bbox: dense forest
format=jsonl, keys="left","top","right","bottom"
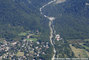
{"left": 0, "top": 0, "right": 50, "bottom": 41}
{"left": 42, "top": 0, "right": 89, "bottom": 39}
{"left": 0, "top": 0, "right": 89, "bottom": 41}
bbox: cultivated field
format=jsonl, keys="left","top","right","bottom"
{"left": 70, "top": 44, "right": 89, "bottom": 58}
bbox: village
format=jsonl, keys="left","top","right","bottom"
{"left": 0, "top": 31, "right": 50, "bottom": 60}
{"left": 0, "top": 29, "right": 64, "bottom": 60}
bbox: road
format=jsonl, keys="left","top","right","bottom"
{"left": 40, "top": 0, "right": 56, "bottom": 60}
{"left": 40, "top": 0, "right": 65, "bottom": 60}
{"left": 49, "top": 20, "right": 56, "bottom": 60}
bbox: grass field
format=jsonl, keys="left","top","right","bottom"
{"left": 84, "top": 39, "right": 89, "bottom": 41}
{"left": 32, "top": 35, "right": 40, "bottom": 37}
{"left": 26, "top": 38, "right": 37, "bottom": 42}
{"left": 18, "top": 31, "right": 31, "bottom": 36}
{"left": 82, "top": 45, "right": 89, "bottom": 50}
{"left": 79, "top": 43, "right": 89, "bottom": 50}
{"left": 16, "top": 51, "right": 24, "bottom": 56}
{"left": 70, "top": 44, "right": 89, "bottom": 58}
{"left": 18, "top": 32, "right": 27, "bottom": 36}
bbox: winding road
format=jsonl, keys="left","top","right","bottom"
{"left": 40, "top": 0, "right": 65, "bottom": 60}
{"left": 40, "top": 0, "right": 56, "bottom": 60}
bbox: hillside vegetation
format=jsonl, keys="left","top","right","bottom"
{"left": 42, "top": 0, "right": 89, "bottom": 39}
{"left": 0, "top": 0, "right": 50, "bottom": 41}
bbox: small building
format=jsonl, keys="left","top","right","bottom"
{"left": 55, "top": 34, "right": 61, "bottom": 41}
{"left": 11, "top": 42, "right": 17, "bottom": 45}
{"left": 36, "top": 42, "right": 40, "bottom": 44}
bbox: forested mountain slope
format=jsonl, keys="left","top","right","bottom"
{"left": 0, "top": 0, "right": 50, "bottom": 41}
{"left": 1, "top": 0, "right": 89, "bottom": 40}
{"left": 42, "top": 0, "right": 89, "bottom": 39}
{"left": 55, "top": 0, "right": 89, "bottom": 39}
